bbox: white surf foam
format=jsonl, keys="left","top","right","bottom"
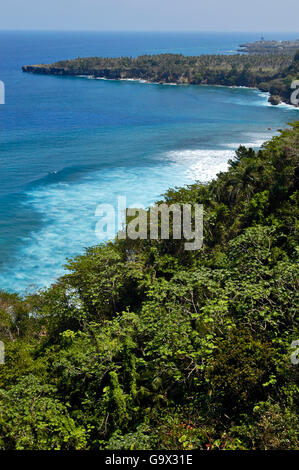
{"left": 0, "top": 161, "right": 204, "bottom": 291}
{"left": 226, "top": 140, "right": 266, "bottom": 149}
{"left": 164, "top": 149, "right": 236, "bottom": 182}
{"left": 255, "top": 91, "right": 299, "bottom": 110}
{"left": 225, "top": 132, "right": 275, "bottom": 149}
{"left": 275, "top": 102, "right": 299, "bottom": 111}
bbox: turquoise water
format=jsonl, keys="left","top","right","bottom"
{"left": 0, "top": 31, "right": 298, "bottom": 292}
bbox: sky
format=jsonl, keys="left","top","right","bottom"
{"left": 0, "top": 0, "right": 298, "bottom": 32}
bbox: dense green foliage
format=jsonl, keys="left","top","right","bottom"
{"left": 0, "top": 123, "right": 298, "bottom": 450}
{"left": 23, "top": 51, "right": 299, "bottom": 105}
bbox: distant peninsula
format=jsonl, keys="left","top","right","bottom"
{"left": 238, "top": 39, "right": 299, "bottom": 55}
{"left": 23, "top": 49, "right": 299, "bottom": 107}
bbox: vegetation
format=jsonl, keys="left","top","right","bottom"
{"left": 238, "top": 39, "right": 299, "bottom": 55}
{"left": 23, "top": 51, "right": 299, "bottom": 105}
{"left": 0, "top": 123, "right": 298, "bottom": 450}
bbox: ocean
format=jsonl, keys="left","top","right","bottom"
{"left": 0, "top": 31, "right": 298, "bottom": 292}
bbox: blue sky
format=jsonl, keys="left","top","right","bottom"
{"left": 0, "top": 0, "right": 298, "bottom": 32}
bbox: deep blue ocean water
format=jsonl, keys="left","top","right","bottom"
{"left": 0, "top": 31, "right": 298, "bottom": 292}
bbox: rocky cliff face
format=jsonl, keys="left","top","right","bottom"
{"left": 22, "top": 64, "right": 192, "bottom": 83}
{"left": 22, "top": 65, "right": 67, "bottom": 74}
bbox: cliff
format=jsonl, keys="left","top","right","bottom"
{"left": 22, "top": 52, "right": 299, "bottom": 106}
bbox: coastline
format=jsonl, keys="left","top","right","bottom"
{"left": 1, "top": 31, "right": 298, "bottom": 452}
{"left": 74, "top": 74, "right": 299, "bottom": 109}
{"left": 0, "top": 127, "right": 279, "bottom": 293}
{"left": 22, "top": 50, "right": 299, "bottom": 109}
{"left": 2, "top": 44, "right": 298, "bottom": 292}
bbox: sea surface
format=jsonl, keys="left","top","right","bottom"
{"left": 0, "top": 31, "right": 298, "bottom": 292}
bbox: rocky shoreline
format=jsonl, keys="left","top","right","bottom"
{"left": 22, "top": 51, "right": 299, "bottom": 107}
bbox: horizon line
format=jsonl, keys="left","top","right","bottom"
{"left": 0, "top": 29, "right": 298, "bottom": 34}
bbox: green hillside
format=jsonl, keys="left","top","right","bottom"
{"left": 0, "top": 123, "right": 298, "bottom": 450}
